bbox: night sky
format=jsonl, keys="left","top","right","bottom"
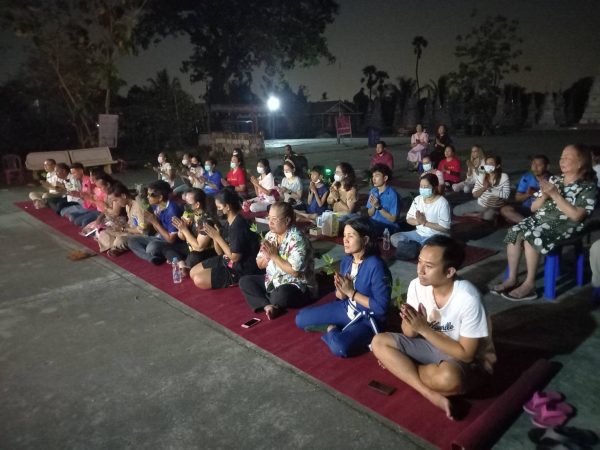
{"left": 2, "top": 0, "right": 599, "bottom": 102}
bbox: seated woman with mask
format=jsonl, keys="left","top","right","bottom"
{"left": 295, "top": 218, "right": 391, "bottom": 357}
{"left": 391, "top": 173, "right": 451, "bottom": 260}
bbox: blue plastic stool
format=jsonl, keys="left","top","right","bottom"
{"left": 543, "top": 242, "right": 585, "bottom": 300}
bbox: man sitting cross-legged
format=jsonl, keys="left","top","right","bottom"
{"left": 372, "top": 235, "right": 495, "bottom": 419}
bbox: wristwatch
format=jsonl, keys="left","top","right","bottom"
{"left": 375, "top": 205, "right": 382, "bottom": 211}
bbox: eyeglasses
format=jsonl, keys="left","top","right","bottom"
{"left": 267, "top": 215, "right": 285, "bottom": 223}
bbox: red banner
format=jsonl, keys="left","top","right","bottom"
{"left": 335, "top": 115, "right": 352, "bottom": 136}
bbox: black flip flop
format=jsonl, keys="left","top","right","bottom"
{"left": 529, "top": 426, "right": 599, "bottom": 447}
{"left": 501, "top": 291, "right": 538, "bottom": 301}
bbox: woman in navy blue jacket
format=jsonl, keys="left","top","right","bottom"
{"left": 295, "top": 217, "right": 392, "bottom": 357}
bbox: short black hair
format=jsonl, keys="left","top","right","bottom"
{"left": 147, "top": 180, "right": 172, "bottom": 201}
{"left": 205, "top": 157, "right": 217, "bottom": 166}
{"left": 376, "top": 140, "right": 387, "bottom": 148}
{"left": 310, "top": 165, "right": 325, "bottom": 177}
{"left": 420, "top": 172, "right": 439, "bottom": 188}
{"left": 422, "top": 235, "right": 465, "bottom": 272}
{"left": 108, "top": 182, "right": 132, "bottom": 198}
{"left": 371, "top": 163, "right": 392, "bottom": 180}
{"left": 71, "top": 162, "right": 85, "bottom": 171}
{"left": 532, "top": 154, "right": 549, "bottom": 166}
{"left": 344, "top": 217, "right": 380, "bottom": 257}
{"left": 56, "top": 163, "right": 70, "bottom": 171}
{"left": 188, "top": 188, "right": 207, "bottom": 210}
{"left": 45, "top": 159, "right": 56, "bottom": 165}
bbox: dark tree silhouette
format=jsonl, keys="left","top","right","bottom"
{"left": 412, "top": 36, "right": 428, "bottom": 95}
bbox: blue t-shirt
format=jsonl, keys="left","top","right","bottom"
{"left": 204, "top": 170, "right": 222, "bottom": 195}
{"left": 366, "top": 185, "right": 400, "bottom": 226}
{"left": 306, "top": 183, "right": 329, "bottom": 214}
{"left": 516, "top": 172, "right": 547, "bottom": 208}
{"left": 152, "top": 200, "right": 182, "bottom": 236}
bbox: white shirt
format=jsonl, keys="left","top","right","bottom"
{"left": 281, "top": 176, "right": 302, "bottom": 203}
{"left": 407, "top": 195, "right": 451, "bottom": 238}
{"left": 407, "top": 278, "right": 488, "bottom": 342}
{"left": 45, "top": 170, "right": 59, "bottom": 193}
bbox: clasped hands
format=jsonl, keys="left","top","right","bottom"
{"left": 369, "top": 193, "right": 380, "bottom": 209}
{"left": 415, "top": 210, "right": 427, "bottom": 226}
{"left": 539, "top": 178, "right": 559, "bottom": 199}
{"left": 334, "top": 272, "right": 354, "bottom": 299}
{"left": 400, "top": 303, "right": 429, "bottom": 334}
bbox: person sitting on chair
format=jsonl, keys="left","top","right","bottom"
{"left": 372, "top": 235, "right": 495, "bottom": 419}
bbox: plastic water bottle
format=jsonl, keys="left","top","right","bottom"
{"left": 383, "top": 228, "right": 390, "bottom": 251}
{"left": 172, "top": 258, "right": 182, "bottom": 284}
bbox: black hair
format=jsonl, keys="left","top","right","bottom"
{"left": 71, "top": 162, "right": 85, "bottom": 171}
{"left": 205, "top": 157, "right": 217, "bottom": 166}
{"left": 283, "top": 159, "right": 296, "bottom": 172}
{"left": 215, "top": 187, "right": 241, "bottom": 213}
{"left": 420, "top": 172, "right": 439, "bottom": 188}
{"left": 257, "top": 158, "right": 271, "bottom": 175}
{"left": 445, "top": 144, "right": 456, "bottom": 154}
{"left": 422, "top": 235, "right": 465, "bottom": 272}
{"left": 56, "top": 163, "right": 70, "bottom": 172}
{"left": 108, "top": 182, "right": 132, "bottom": 198}
{"left": 94, "top": 173, "right": 114, "bottom": 186}
{"left": 532, "top": 154, "right": 549, "bottom": 166}
{"left": 232, "top": 148, "right": 245, "bottom": 166}
{"left": 344, "top": 217, "right": 380, "bottom": 257}
{"left": 310, "top": 165, "right": 325, "bottom": 177}
{"left": 90, "top": 167, "right": 107, "bottom": 179}
{"left": 337, "top": 162, "right": 356, "bottom": 191}
{"left": 270, "top": 201, "right": 295, "bottom": 226}
{"left": 188, "top": 188, "right": 207, "bottom": 210}
{"left": 371, "top": 163, "right": 392, "bottom": 180}
{"left": 376, "top": 140, "right": 387, "bottom": 148}
{"left": 147, "top": 180, "right": 172, "bottom": 201}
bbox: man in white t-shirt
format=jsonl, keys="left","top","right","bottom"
{"left": 372, "top": 235, "right": 495, "bottom": 419}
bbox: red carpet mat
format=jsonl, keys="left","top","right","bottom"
{"left": 17, "top": 201, "right": 557, "bottom": 449}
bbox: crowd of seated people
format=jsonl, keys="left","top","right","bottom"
{"left": 27, "top": 140, "right": 598, "bottom": 417}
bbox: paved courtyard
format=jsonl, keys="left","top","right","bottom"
{"left": 1, "top": 130, "right": 599, "bottom": 448}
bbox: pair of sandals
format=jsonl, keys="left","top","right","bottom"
{"left": 490, "top": 283, "right": 538, "bottom": 301}
{"left": 524, "top": 391, "right": 574, "bottom": 429}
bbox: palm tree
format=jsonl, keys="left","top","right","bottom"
{"left": 412, "top": 36, "right": 429, "bottom": 95}
{"left": 360, "top": 65, "right": 389, "bottom": 101}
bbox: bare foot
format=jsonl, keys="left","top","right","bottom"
{"left": 492, "top": 280, "right": 516, "bottom": 292}
{"left": 507, "top": 283, "right": 535, "bottom": 299}
{"left": 264, "top": 305, "right": 282, "bottom": 320}
{"left": 425, "top": 391, "right": 454, "bottom": 420}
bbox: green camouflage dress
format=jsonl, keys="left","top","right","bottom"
{"left": 504, "top": 175, "right": 597, "bottom": 255}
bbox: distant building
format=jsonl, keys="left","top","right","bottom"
{"left": 307, "top": 100, "right": 360, "bottom": 136}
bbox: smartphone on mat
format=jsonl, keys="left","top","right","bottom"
{"left": 241, "top": 318, "right": 261, "bottom": 328}
{"left": 368, "top": 380, "right": 396, "bottom": 396}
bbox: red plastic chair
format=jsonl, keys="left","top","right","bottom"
{"left": 2, "top": 154, "right": 26, "bottom": 185}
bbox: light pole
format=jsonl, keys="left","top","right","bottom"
{"left": 266, "top": 96, "right": 280, "bottom": 139}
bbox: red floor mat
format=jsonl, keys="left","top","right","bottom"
{"left": 17, "top": 201, "right": 557, "bottom": 449}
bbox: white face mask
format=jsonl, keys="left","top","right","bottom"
{"left": 284, "top": 171, "right": 293, "bottom": 179}
{"left": 422, "top": 163, "right": 432, "bottom": 172}
{"left": 204, "top": 164, "right": 212, "bottom": 173}
{"left": 256, "top": 166, "right": 265, "bottom": 174}
{"left": 182, "top": 159, "right": 189, "bottom": 166}
{"left": 334, "top": 174, "right": 343, "bottom": 182}
{"left": 230, "top": 162, "right": 237, "bottom": 169}
{"left": 484, "top": 164, "right": 496, "bottom": 174}
{"left": 158, "top": 156, "right": 164, "bottom": 164}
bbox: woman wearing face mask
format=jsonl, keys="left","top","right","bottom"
{"left": 239, "top": 201, "right": 316, "bottom": 320}
{"left": 420, "top": 155, "right": 445, "bottom": 194}
{"left": 174, "top": 154, "right": 203, "bottom": 195}
{"left": 246, "top": 159, "right": 276, "bottom": 212}
{"left": 452, "top": 155, "right": 510, "bottom": 222}
{"left": 202, "top": 158, "right": 222, "bottom": 196}
{"left": 164, "top": 188, "right": 218, "bottom": 275}
{"left": 390, "top": 173, "right": 451, "bottom": 260}
{"left": 221, "top": 153, "right": 247, "bottom": 197}
{"left": 277, "top": 160, "right": 303, "bottom": 206}
{"left": 453, "top": 145, "right": 486, "bottom": 194}
{"left": 153, "top": 152, "right": 176, "bottom": 187}
{"left": 190, "top": 189, "right": 261, "bottom": 289}
{"left": 327, "top": 162, "right": 358, "bottom": 214}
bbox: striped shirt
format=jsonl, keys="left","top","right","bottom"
{"left": 475, "top": 173, "right": 510, "bottom": 208}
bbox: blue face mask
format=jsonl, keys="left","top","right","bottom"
{"left": 204, "top": 164, "right": 212, "bottom": 173}
{"left": 422, "top": 163, "right": 432, "bottom": 172}
{"left": 420, "top": 187, "right": 433, "bottom": 198}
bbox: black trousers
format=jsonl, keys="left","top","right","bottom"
{"left": 239, "top": 274, "right": 309, "bottom": 312}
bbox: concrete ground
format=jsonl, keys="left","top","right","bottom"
{"left": 1, "top": 131, "right": 599, "bottom": 449}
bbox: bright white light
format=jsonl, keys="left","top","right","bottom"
{"left": 267, "top": 96, "right": 280, "bottom": 111}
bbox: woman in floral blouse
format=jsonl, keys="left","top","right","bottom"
{"left": 239, "top": 201, "right": 316, "bottom": 319}
{"left": 494, "top": 145, "right": 597, "bottom": 301}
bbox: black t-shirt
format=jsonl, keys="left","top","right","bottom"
{"left": 223, "top": 214, "right": 260, "bottom": 276}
